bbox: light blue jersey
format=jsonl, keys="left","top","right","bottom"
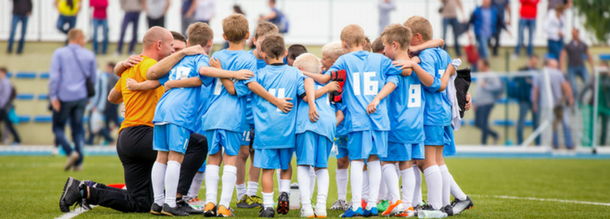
{"left": 154, "top": 54, "right": 213, "bottom": 131}
{"left": 388, "top": 69, "right": 426, "bottom": 144}
{"left": 335, "top": 102, "right": 348, "bottom": 137}
{"left": 246, "top": 63, "right": 306, "bottom": 149}
{"left": 201, "top": 50, "right": 257, "bottom": 132}
{"left": 327, "top": 51, "right": 401, "bottom": 133}
{"left": 194, "top": 84, "right": 213, "bottom": 134}
{"left": 244, "top": 50, "right": 268, "bottom": 125}
{"left": 296, "top": 81, "right": 337, "bottom": 142}
{"left": 419, "top": 48, "right": 452, "bottom": 126}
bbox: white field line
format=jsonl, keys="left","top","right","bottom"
{"left": 471, "top": 194, "right": 610, "bottom": 206}
{"left": 55, "top": 206, "right": 96, "bottom": 219}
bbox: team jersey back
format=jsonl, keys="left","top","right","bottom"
{"left": 328, "top": 51, "right": 401, "bottom": 132}
{"left": 194, "top": 84, "right": 213, "bottom": 134}
{"left": 388, "top": 72, "right": 426, "bottom": 143}
{"left": 419, "top": 48, "right": 452, "bottom": 126}
{"left": 153, "top": 54, "right": 213, "bottom": 131}
{"left": 202, "top": 50, "right": 257, "bottom": 132}
{"left": 247, "top": 64, "right": 306, "bottom": 149}
{"left": 296, "top": 81, "right": 337, "bottom": 141}
{"left": 244, "top": 50, "right": 268, "bottom": 126}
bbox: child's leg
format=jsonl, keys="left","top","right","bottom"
{"left": 165, "top": 151, "right": 185, "bottom": 207}
{"left": 247, "top": 155, "right": 261, "bottom": 197}
{"left": 399, "top": 161, "right": 415, "bottom": 208}
{"left": 366, "top": 155, "right": 382, "bottom": 209}
{"left": 297, "top": 165, "right": 312, "bottom": 207}
{"left": 436, "top": 147, "right": 451, "bottom": 207}
{"left": 235, "top": 145, "right": 250, "bottom": 199}
{"left": 381, "top": 161, "right": 400, "bottom": 204}
{"left": 261, "top": 169, "right": 275, "bottom": 208}
{"left": 412, "top": 162, "right": 423, "bottom": 207}
{"left": 205, "top": 151, "right": 222, "bottom": 205}
{"left": 309, "top": 166, "right": 316, "bottom": 200}
{"left": 362, "top": 168, "right": 369, "bottom": 203}
{"left": 186, "top": 170, "right": 205, "bottom": 200}
{"left": 350, "top": 159, "right": 365, "bottom": 209}
{"left": 336, "top": 156, "right": 350, "bottom": 201}
{"left": 315, "top": 167, "right": 329, "bottom": 209}
{"left": 152, "top": 151, "right": 168, "bottom": 206}
{"left": 423, "top": 146, "right": 442, "bottom": 210}
{"left": 218, "top": 131, "right": 241, "bottom": 208}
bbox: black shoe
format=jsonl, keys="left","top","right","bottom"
{"left": 276, "top": 192, "right": 289, "bottom": 215}
{"left": 442, "top": 205, "right": 454, "bottom": 216}
{"left": 150, "top": 203, "right": 163, "bottom": 215}
{"left": 451, "top": 196, "right": 474, "bottom": 215}
{"left": 177, "top": 198, "right": 202, "bottom": 215}
{"left": 161, "top": 203, "right": 190, "bottom": 216}
{"left": 259, "top": 207, "right": 275, "bottom": 218}
{"left": 59, "top": 177, "right": 83, "bottom": 212}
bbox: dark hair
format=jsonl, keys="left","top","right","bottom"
{"left": 270, "top": 0, "right": 276, "bottom": 4}
{"left": 287, "top": 44, "right": 307, "bottom": 61}
{"left": 233, "top": 5, "right": 245, "bottom": 15}
{"left": 171, "top": 31, "right": 187, "bottom": 44}
{"left": 107, "top": 62, "right": 116, "bottom": 68}
{"left": 261, "top": 34, "right": 285, "bottom": 59}
{"left": 0, "top": 67, "right": 7, "bottom": 74}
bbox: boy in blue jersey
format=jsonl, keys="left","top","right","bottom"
{"left": 292, "top": 53, "right": 340, "bottom": 218}
{"left": 327, "top": 24, "right": 405, "bottom": 218}
{"left": 235, "top": 22, "right": 280, "bottom": 208}
{"left": 244, "top": 34, "right": 317, "bottom": 218}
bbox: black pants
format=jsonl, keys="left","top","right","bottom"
{"left": 88, "top": 126, "right": 208, "bottom": 212}
{"left": 0, "top": 107, "right": 21, "bottom": 143}
{"left": 147, "top": 16, "right": 165, "bottom": 28}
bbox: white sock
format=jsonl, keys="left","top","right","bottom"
{"left": 350, "top": 161, "right": 364, "bottom": 209}
{"left": 439, "top": 165, "right": 451, "bottom": 206}
{"left": 151, "top": 162, "right": 167, "bottom": 206}
{"left": 236, "top": 184, "right": 247, "bottom": 200}
{"left": 316, "top": 169, "right": 329, "bottom": 208}
{"left": 413, "top": 164, "right": 423, "bottom": 207}
{"left": 336, "top": 169, "right": 349, "bottom": 201}
{"left": 366, "top": 161, "right": 382, "bottom": 209}
{"left": 186, "top": 171, "right": 205, "bottom": 199}
{"left": 219, "top": 165, "right": 237, "bottom": 207}
{"left": 263, "top": 192, "right": 274, "bottom": 208}
{"left": 450, "top": 176, "right": 468, "bottom": 201}
{"left": 247, "top": 181, "right": 259, "bottom": 197}
{"left": 279, "top": 179, "right": 291, "bottom": 194}
{"left": 164, "top": 161, "right": 181, "bottom": 207}
{"left": 401, "top": 168, "right": 415, "bottom": 207}
{"left": 297, "top": 166, "right": 312, "bottom": 207}
{"left": 378, "top": 175, "right": 387, "bottom": 202}
{"left": 362, "top": 170, "right": 369, "bottom": 202}
{"left": 309, "top": 167, "right": 316, "bottom": 201}
{"left": 276, "top": 169, "right": 281, "bottom": 189}
{"left": 423, "top": 165, "right": 442, "bottom": 210}
{"left": 382, "top": 164, "right": 401, "bottom": 203}
{"left": 205, "top": 165, "right": 220, "bottom": 205}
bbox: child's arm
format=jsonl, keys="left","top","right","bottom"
{"left": 367, "top": 79, "right": 397, "bottom": 115}
{"left": 394, "top": 60, "right": 434, "bottom": 87}
{"left": 247, "top": 82, "right": 293, "bottom": 113}
{"left": 220, "top": 79, "right": 236, "bottom": 95}
{"left": 147, "top": 45, "right": 206, "bottom": 80}
{"left": 438, "top": 64, "right": 456, "bottom": 92}
{"left": 302, "top": 71, "right": 331, "bottom": 84}
{"left": 164, "top": 77, "right": 204, "bottom": 92}
{"left": 199, "top": 67, "right": 254, "bottom": 80}
{"left": 335, "top": 109, "right": 344, "bottom": 127}
{"left": 409, "top": 39, "right": 445, "bottom": 53}
{"left": 114, "top": 55, "right": 143, "bottom": 76}
{"left": 303, "top": 81, "right": 340, "bottom": 101}
{"left": 126, "top": 78, "right": 161, "bottom": 91}
{"left": 304, "top": 78, "right": 319, "bottom": 122}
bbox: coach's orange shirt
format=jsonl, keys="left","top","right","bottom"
{"left": 115, "top": 56, "right": 164, "bottom": 132}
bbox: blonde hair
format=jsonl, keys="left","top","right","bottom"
{"left": 293, "top": 53, "right": 322, "bottom": 74}
{"left": 222, "top": 13, "right": 249, "bottom": 43}
{"left": 340, "top": 24, "right": 366, "bottom": 48}
{"left": 381, "top": 24, "right": 412, "bottom": 50}
{"left": 68, "top": 28, "right": 84, "bottom": 41}
{"left": 187, "top": 22, "right": 214, "bottom": 47}
{"left": 321, "top": 41, "right": 344, "bottom": 61}
{"left": 254, "top": 21, "right": 279, "bottom": 40}
{"left": 403, "top": 16, "right": 432, "bottom": 42}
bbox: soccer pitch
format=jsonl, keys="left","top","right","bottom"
{"left": 2, "top": 156, "right": 609, "bottom": 219}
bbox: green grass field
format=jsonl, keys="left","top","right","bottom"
{"left": 2, "top": 156, "right": 610, "bottom": 218}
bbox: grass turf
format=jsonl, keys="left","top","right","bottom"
{"left": 1, "top": 156, "right": 610, "bottom": 218}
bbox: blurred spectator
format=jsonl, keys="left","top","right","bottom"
{"left": 181, "top": 0, "right": 197, "bottom": 35}
{"left": 474, "top": 59, "right": 502, "bottom": 145}
{"left": 378, "top": 0, "right": 396, "bottom": 35}
{"left": 580, "top": 62, "right": 610, "bottom": 146}
{"left": 116, "top": 0, "right": 143, "bottom": 55}
{"left": 440, "top": 0, "right": 466, "bottom": 57}
{"left": 194, "top": 0, "right": 215, "bottom": 24}
{"left": 515, "top": 54, "right": 540, "bottom": 145}
{"left": 49, "top": 29, "right": 97, "bottom": 171}
{"left": 548, "top": 0, "right": 571, "bottom": 10}
{"left": 260, "top": 0, "right": 288, "bottom": 33}
{"left": 103, "top": 62, "right": 121, "bottom": 137}
{"left": 544, "top": 4, "right": 565, "bottom": 60}
{"left": 560, "top": 28, "right": 595, "bottom": 98}
{"left": 144, "top": 0, "right": 170, "bottom": 28}
{"left": 0, "top": 67, "right": 21, "bottom": 145}
{"left": 86, "top": 65, "right": 115, "bottom": 145}
{"left": 490, "top": 0, "right": 511, "bottom": 57}
{"left": 514, "top": 0, "right": 539, "bottom": 58}
{"left": 55, "top": 0, "right": 81, "bottom": 37}
{"left": 90, "top": 0, "right": 108, "bottom": 55}
{"left": 469, "top": 0, "right": 506, "bottom": 60}
{"left": 7, "top": 0, "right": 32, "bottom": 54}
{"left": 532, "top": 58, "right": 574, "bottom": 150}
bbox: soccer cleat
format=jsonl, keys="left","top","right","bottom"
{"left": 381, "top": 200, "right": 404, "bottom": 217}
{"left": 300, "top": 206, "right": 315, "bottom": 218}
{"left": 59, "top": 177, "right": 83, "bottom": 212}
{"left": 251, "top": 195, "right": 264, "bottom": 205}
{"left": 161, "top": 203, "right": 190, "bottom": 216}
{"left": 217, "top": 205, "right": 235, "bottom": 217}
{"left": 188, "top": 197, "right": 204, "bottom": 210}
{"left": 363, "top": 207, "right": 379, "bottom": 217}
{"left": 177, "top": 198, "right": 203, "bottom": 215}
{"left": 237, "top": 195, "right": 262, "bottom": 208}
{"left": 377, "top": 200, "right": 390, "bottom": 212}
{"left": 259, "top": 207, "right": 276, "bottom": 218}
{"left": 203, "top": 202, "right": 218, "bottom": 217}
{"left": 330, "top": 199, "right": 350, "bottom": 210}
{"left": 450, "top": 196, "right": 473, "bottom": 215}
{"left": 277, "top": 192, "right": 290, "bottom": 215}
{"left": 315, "top": 204, "right": 328, "bottom": 218}
{"left": 417, "top": 205, "right": 447, "bottom": 218}
{"left": 441, "top": 205, "right": 453, "bottom": 216}
{"left": 339, "top": 207, "right": 363, "bottom": 218}
{"left": 397, "top": 206, "right": 416, "bottom": 217}
{"left": 150, "top": 203, "right": 163, "bottom": 215}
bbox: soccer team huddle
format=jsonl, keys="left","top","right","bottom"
{"left": 117, "top": 13, "right": 473, "bottom": 218}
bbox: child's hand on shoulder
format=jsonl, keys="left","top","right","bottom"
{"left": 393, "top": 60, "right": 414, "bottom": 70}
{"left": 126, "top": 78, "right": 138, "bottom": 90}
{"left": 182, "top": 45, "right": 205, "bottom": 56}
{"left": 209, "top": 57, "right": 222, "bottom": 69}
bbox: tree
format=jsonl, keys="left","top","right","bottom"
{"left": 573, "top": 0, "right": 610, "bottom": 44}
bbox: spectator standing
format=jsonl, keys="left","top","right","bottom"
{"left": 104, "top": 63, "right": 121, "bottom": 137}
{"left": 490, "top": 0, "right": 511, "bottom": 57}
{"left": 181, "top": 0, "right": 197, "bottom": 35}
{"left": 378, "top": 0, "right": 396, "bottom": 35}
{"left": 49, "top": 29, "right": 97, "bottom": 171}
{"left": 117, "top": 0, "right": 143, "bottom": 55}
{"left": 515, "top": 54, "right": 540, "bottom": 145}
{"left": 144, "top": 0, "right": 170, "bottom": 28}
{"left": 7, "top": 0, "right": 32, "bottom": 54}
{"left": 544, "top": 4, "right": 565, "bottom": 60}
{"left": 193, "top": 0, "right": 215, "bottom": 24}
{"left": 90, "top": 0, "right": 109, "bottom": 55}
{"left": 56, "top": 0, "right": 81, "bottom": 36}
{"left": 514, "top": 0, "right": 539, "bottom": 58}
{"left": 560, "top": 28, "right": 595, "bottom": 98}
{"left": 440, "top": 0, "right": 466, "bottom": 57}
{"left": 86, "top": 68, "right": 114, "bottom": 145}
{"left": 548, "top": 0, "right": 571, "bottom": 10}
{"left": 0, "top": 67, "right": 21, "bottom": 145}
{"left": 469, "top": 0, "right": 506, "bottom": 61}
{"left": 260, "top": 0, "right": 288, "bottom": 33}
{"left": 474, "top": 59, "right": 502, "bottom": 145}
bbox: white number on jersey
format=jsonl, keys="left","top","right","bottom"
{"left": 317, "top": 85, "right": 331, "bottom": 106}
{"left": 352, "top": 72, "right": 379, "bottom": 96}
{"left": 408, "top": 84, "right": 422, "bottom": 108}
{"left": 269, "top": 88, "right": 286, "bottom": 112}
{"left": 170, "top": 67, "right": 191, "bottom": 81}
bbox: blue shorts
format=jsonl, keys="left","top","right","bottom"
{"left": 347, "top": 130, "right": 388, "bottom": 160}
{"left": 241, "top": 125, "right": 254, "bottom": 146}
{"left": 198, "top": 160, "right": 207, "bottom": 172}
{"left": 381, "top": 142, "right": 425, "bottom": 161}
{"left": 296, "top": 131, "right": 333, "bottom": 168}
{"left": 206, "top": 129, "right": 242, "bottom": 156}
{"left": 253, "top": 148, "right": 293, "bottom": 170}
{"left": 424, "top": 125, "right": 451, "bottom": 146}
{"left": 443, "top": 126, "right": 457, "bottom": 157}
{"left": 153, "top": 124, "right": 191, "bottom": 154}
{"left": 335, "top": 136, "right": 349, "bottom": 159}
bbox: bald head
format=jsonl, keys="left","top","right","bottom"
{"left": 142, "top": 27, "right": 174, "bottom": 60}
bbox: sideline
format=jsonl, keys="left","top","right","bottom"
{"left": 471, "top": 194, "right": 610, "bottom": 207}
